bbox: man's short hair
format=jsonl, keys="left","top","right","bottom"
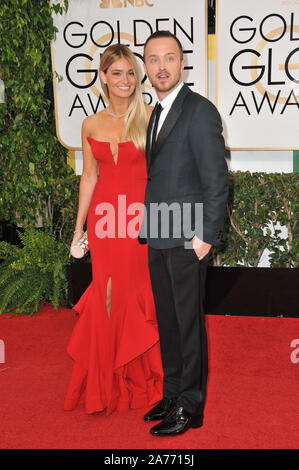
{"left": 143, "top": 30, "right": 183, "bottom": 60}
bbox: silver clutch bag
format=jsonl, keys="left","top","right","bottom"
{"left": 70, "top": 231, "right": 89, "bottom": 258}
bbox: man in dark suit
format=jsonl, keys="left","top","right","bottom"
{"left": 139, "top": 31, "right": 228, "bottom": 436}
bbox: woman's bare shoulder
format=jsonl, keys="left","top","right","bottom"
{"left": 82, "top": 109, "right": 106, "bottom": 133}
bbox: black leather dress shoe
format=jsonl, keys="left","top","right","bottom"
{"left": 150, "top": 402, "right": 203, "bottom": 436}
{"left": 144, "top": 397, "right": 175, "bottom": 422}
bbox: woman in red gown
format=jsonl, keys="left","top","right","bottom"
{"left": 64, "top": 44, "right": 163, "bottom": 415}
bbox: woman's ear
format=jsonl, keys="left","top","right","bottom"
{"left": 99, "top": 70, "right": 107, "bottom": 84}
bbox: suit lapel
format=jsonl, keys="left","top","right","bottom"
{"left": 154, "top": 106, "right": 180, "bottom": 155}
{"left": 148, "top": 84, "right": 190, "bottom": 170}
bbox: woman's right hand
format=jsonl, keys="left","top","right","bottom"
{"left": 70, "top": 230, "right": 84, "bottom": 250}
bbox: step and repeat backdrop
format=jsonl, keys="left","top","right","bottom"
{"left": 51, "top": 0, "right": 298, "bottom": 173}
{"left": 51, "top": 0, "right": 207, "bottom": 149}
{"left": 216, "top": 0, "right": 299, "bottom": 150}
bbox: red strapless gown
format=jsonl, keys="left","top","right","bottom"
{"left": 64, "top": 138, "right": 163, "bottom": 415}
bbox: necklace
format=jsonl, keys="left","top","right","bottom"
{"left": 106, "top": 107, "right": 127, "bottom": 118}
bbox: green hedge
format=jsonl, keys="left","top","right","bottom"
{"left": 0, "top": 0, "right": 74, "bottom": 246}
{"left": 212, "top": 172, "right": 298, "bottom": 268}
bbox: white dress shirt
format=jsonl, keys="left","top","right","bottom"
{"left": 155, "top": 81, "right": 184, "bottom": 137}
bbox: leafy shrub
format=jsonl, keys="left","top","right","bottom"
{"left": 212, "top": 172, "right": 299, "bottom": 268}
{"left": 0, "top": 228, "right": 69, "bottom": 315}
{"left": 0, "top": 0, "right": 70, "bottom": 232}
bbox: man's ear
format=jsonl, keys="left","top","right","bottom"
{"left": 143, "top": 61, "right": 147, "bottom": 77}
{"left": 180, "top": 58, "right": 185, "bottom": 74}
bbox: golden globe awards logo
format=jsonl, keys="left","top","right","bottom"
{"left": 99, "top": 0, "right": 154, "bottom": 7}
{"left": 51, "top": 0, "right": 207, "bottom": 149}
{"left": 63, "top": 18, "right": 194, "bottom": 117}
{"left": 228, "top": 12, "right": 299, "bottom": 116}
{"left": 65, "top": 30, "right": 153, "bottom": 118}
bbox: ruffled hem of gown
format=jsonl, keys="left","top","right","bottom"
{"left": 64, "top": 279, "right": 163, "bottom": 415}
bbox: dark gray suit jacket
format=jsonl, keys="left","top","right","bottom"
{"left": 139, "top": 83, "right": 228, "bottom": 249}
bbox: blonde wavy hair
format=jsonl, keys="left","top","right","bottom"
{"left": 99, "top": 44, "right": 147, "bottom": 153}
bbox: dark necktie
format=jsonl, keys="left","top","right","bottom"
{"left": 151, "top": 103, "right": 163, "bottom": 155}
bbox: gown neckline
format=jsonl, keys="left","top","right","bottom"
{"left": 87, "top": 136, "right": 134, "bottom": 166}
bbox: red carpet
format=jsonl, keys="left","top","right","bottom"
{"left": 0, "top": 304, "right": 298, "bottom": 449}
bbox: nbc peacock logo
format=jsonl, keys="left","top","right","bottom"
{"left": 99, "top": 0, "right": 154, "bottom": 7}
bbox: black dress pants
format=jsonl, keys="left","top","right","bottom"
{"left": 148, "top": 245, "right": 209, "bottom": 415}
